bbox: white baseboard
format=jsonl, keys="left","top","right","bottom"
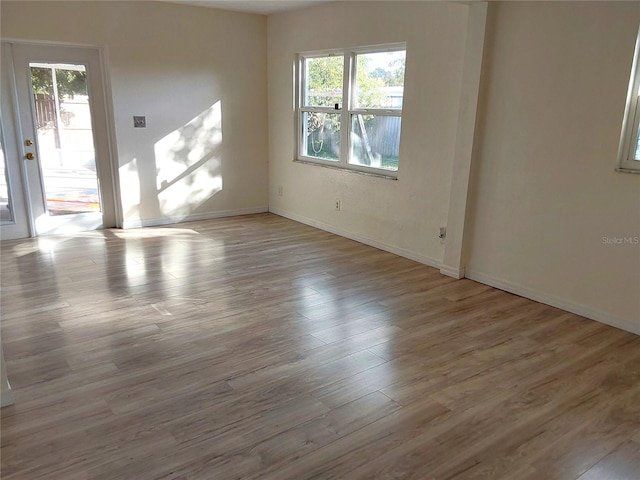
{"left": 121, "top": 205, "right": 638, "bottom": 336}
{"left": 122, "top": 206, "right": 269, "bottom": 229}
{"left": 440, "top": 265, "right": 465, "bottom": 279}
{"left": 1, "top": 386, "right": 15, "bottom": 407}
{"left": 465, "top": 269, "right": 640, "bottom": 336}
{"left": 269, "top": 207, "right": 442, "bottom": 270}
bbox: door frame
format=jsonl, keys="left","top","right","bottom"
{"left": 1, "top": 39, "right": 122, "bottom": 239}
{"left": 1, "top": 43, "right": 31, "bottom": 239}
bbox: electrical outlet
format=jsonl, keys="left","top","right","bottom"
{"left": 278, "top": 186, "right": 283, "bottom": 197}
{"left": 335, "top": 200, "right": 341, "bottom": 211}
{"left": 439, "top": 227, "right": 447, "bottom": 240}
{"left": 133, "top": 116, "right": 146, "bottom": 128}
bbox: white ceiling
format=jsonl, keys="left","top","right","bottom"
{"left": 162, "top": 0, "right": 332, "bottom": 15}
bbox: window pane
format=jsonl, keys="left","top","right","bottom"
{"left": 0, "top": 134, "right": 13, "bottom": 224}
{"left": 350, "top": 114, "right": 401, "bottom": 171}
{"left": 634, "top": 125, "right": 640, "bottom": 161}
{"left": 30, "top": 63, "right": 101, "bottom": 216}
{"left": 304, "top": 56, "right": 344, "bottom": 107}
{"left": 302, "top": 112, "right": 341, "bottom": 161}
{"left": 354, "top": 50, "right": 406, "bottom": 109}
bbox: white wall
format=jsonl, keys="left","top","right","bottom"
{"left": 267, "top": 1, "right": 469, "bottom": 267}
{"left": 465, "top": 2, "right": 640, "bottom": 331}
{"left": 1, "top": 1, "right": 269, "bottom": 227}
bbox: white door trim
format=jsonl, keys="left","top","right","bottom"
{"left": 1, "top": 42, "right": 33, "bottom": 238}
{"left": 1, "top": 40, "right": 122, "bottom": 237}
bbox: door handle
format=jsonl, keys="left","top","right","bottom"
{"left": 25, "top": 152, "right": 35, "bottom": 160}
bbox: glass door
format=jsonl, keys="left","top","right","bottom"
{"left": 30, "top": 62, "right": 102, "bottom": 217}
{"left": 9, "top": 43, "right": 116, "bottom": 236}
{"left": 0, "top": 126, "right": 14, "bottom": 224}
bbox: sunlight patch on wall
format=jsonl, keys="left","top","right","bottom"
{"left": 119, "top": 157, "right": 142, "bottom": 222}
{"left": 154, "top": 101, "right": 223, "bottom": 218}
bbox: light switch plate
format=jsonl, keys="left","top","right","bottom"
{"left": 133, "top": 116, "right": 146, "bottom": 128}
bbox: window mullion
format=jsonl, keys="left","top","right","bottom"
{"left": 350, "top": 108, "right": 402, "bottom": 117}
{"left": 300, "top": 106, "right": 339, "bottom": 114}
{"left": 339, "top": 52, "right": 353, "bottom": 166}
{"left": 296, "top": 55, "right": 303, "bottom": 159}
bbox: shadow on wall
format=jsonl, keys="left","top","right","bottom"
{"left": 120, "top": 101, "right": 224, "bottom": 224}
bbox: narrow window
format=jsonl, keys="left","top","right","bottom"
{"left": 617, "top": 26, "right": 640, "bottom": 174}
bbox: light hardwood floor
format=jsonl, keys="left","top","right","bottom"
{"left": 1, "top": 213, "right": 639, "bottom": 480}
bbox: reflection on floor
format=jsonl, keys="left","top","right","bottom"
{"left": 1, "top": 213, "right": 639, "bottom": 480}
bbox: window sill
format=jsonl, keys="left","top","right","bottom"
{"left": 294, "top": 159, "right": 398, "bottom": 180}
{"left": 616, "top": 167, "right": 640, "bottom": 175}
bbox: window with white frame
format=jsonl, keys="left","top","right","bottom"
{"left": 617, "top": 26, "right": 640, "bottom": 174}
{"left": 297, "top": 45, "right": 406, "bottom": 176}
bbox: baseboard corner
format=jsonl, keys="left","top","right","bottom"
{"left": 440, "top": 265, "right": 465, "bottom": 279}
